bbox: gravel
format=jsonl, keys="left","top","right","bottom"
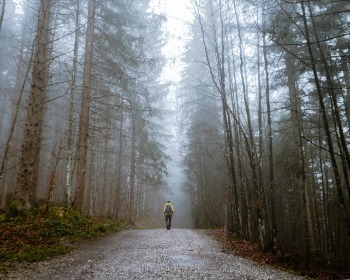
{"left": 0, "top": 229, "right": 304, "bottom": 280}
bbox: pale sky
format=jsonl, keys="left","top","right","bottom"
{"left": 153, "top": 0, "right": 194, "bottom": 227}
{"left": 158, "top": 0, "right": 193, "bottom": 83}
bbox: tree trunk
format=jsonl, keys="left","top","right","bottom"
{"left": 45, "top": 138, "right": 62, "bottom": 213}
{"left": 73, "top": 0, "right": 96, "bottom": 211}
{"left": 262, "top": 30, "right": 277, "bottom": 252}
{"left": 87, "top": 123, "right": 96, "bottom": 216}
{"left": 257, "top": 12, "right": 268, "bottom": 250}
{"left": 15, "top": 0, "right": 52, "bottom": 207}
{"left": 115, "top": 96, "right": 125, "bottom": 219}
{"left": 340, "top": 48, "right": 350, "bottom": 124}
{"left": 65, "top": 0, "right": 80, "bottom": 208}
{"left": 285, "top": 50, "right": 312, "bottom": 265}
{"left": 128, "top": 109, "right": 136, "bottom": 224}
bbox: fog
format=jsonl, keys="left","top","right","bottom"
{"left": 162, "top": 143, "right": 193, "bottom": 229}
{"left": 157, "top": 0, "right": 193, "bottom": 229}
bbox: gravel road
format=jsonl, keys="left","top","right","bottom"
{"left": 0, "top": 229, "right": 304, "bottom": 280}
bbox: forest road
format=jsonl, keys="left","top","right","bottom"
{"left": 1, "top": 229, "right": 304, "bottom": 280}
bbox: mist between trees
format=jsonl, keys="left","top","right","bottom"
{"left": 0, "top": 0, "right": 349, "bottom": 274}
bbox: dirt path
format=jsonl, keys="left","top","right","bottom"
{"left": 0, "top": 229, "right": 304, "bottom": 279}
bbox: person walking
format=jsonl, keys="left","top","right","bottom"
{"left": 163, "top": 201, "right": 174, "bottom": 230}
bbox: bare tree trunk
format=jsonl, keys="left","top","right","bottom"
{"left": 73, "top": 0, "right": 96, "bottom": 211}
{"left": 262, "top": 30, "right": 277, "bottom": 252}
{"left": 101, "top": 108, "right": 111, "bottom": 216}
{"left": 317, "top": 133, "right": 331, "bottom": 252}
{"left": 256, "top": 15, "right": 268, "bottom": 250}
{"left": 45, "top": 138, "right": 62, "bottom": 214}
{"left": 227, "top": 37, "right": 246, "bottom": 237}
{"left": 15, "top": 0, "right": 52, "bottom": 207}
{"left": 87, "top": 127, "right": 96, "bottom": 216}
{"left": 115, "top": 97, "right": 125, "bottom": 219}
{"left": 285, "top": 50, "right": 312, "bottom": 265}
{"left": 128, "top": 109, "right": 136, "bottom": 224}
{"left": 65, "top": 0, "right": 80, "bottom": 208}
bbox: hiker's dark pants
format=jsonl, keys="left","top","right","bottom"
{"left": 165, "top": 214, "right": 172, "bottom": 227}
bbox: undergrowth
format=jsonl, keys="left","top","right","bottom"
{"left": 0, "top": 202, "right": 127, "bottom": 271}
{"left": 207, "top": 230, "right": 349, "bottom": 280}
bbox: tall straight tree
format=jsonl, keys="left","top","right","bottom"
{"left": 129, "top": 104, "right": 136, "bottom": 224}
{"left": 15, "top": 0, "right": 53, "bottom": 207}
{"left": 73, "top": 0, "right": 96, "bottom": 211}
{"left": 262, "top": 23, "right": 276, "bottom": 252}
{"left": 65, "top": 0, "right": 80, "bottom": 208}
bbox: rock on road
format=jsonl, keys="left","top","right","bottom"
{"left": 1, "top": 229, "right": 304, "bottom": 280}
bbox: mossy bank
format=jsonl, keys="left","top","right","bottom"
{"left": 0, "top": 203, "right": 127, "bottom": 271}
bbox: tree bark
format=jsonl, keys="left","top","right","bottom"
{"left": 262, "top": 30, "right": 277, "bottom": 252}
{"left": 73, "top": 0, "right": 96, "bottom": 211}
{"left": 115, "top": 96, "right": 125, "bottom": 219}
{"left": 285, "top": 50, "right": 312, "bottom": 265}
{"left": 128, "top": 108, "right": 136, "bottom": 224}
{"left": 15, "top": 0, "right": 52, "bottom": 207}
{"left": 65, "top": 0, "right": 80, "bottom": 208}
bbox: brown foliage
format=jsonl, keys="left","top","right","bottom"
{"left": 207, "top": 230, "right": 349, "bottom": 280}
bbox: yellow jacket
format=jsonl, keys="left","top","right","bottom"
{"left": 164, "top": 202, "right": 174, "bottom": 215}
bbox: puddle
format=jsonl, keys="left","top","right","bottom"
{"left": 170, "top": 255, "right": 208, "bottom": 267}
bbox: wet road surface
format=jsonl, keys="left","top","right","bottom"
{"left": 0, "top": 229, "right": 303, "bottom": 279}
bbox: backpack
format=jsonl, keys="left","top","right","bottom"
{"left": 165, "top": 204, "right": 172, "bottom": 214}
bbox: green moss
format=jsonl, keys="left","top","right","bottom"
{"left": 0, "top": 205, "right": 127, "bottom": 270}
{"left": 15, "top": 245, "right": 72, "bottom": 262}
{"left": 0, "top": 245, "right": 71, "bottom": 263}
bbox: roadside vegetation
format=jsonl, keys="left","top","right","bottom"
{"left": 0, "top": 202, "right": 127, "bottom": 271}
{"left": 208, "top": 230, "right": 349, "bottom": 280}
{"left": 2, "top": 203, "right": 349, "bottom": 280}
